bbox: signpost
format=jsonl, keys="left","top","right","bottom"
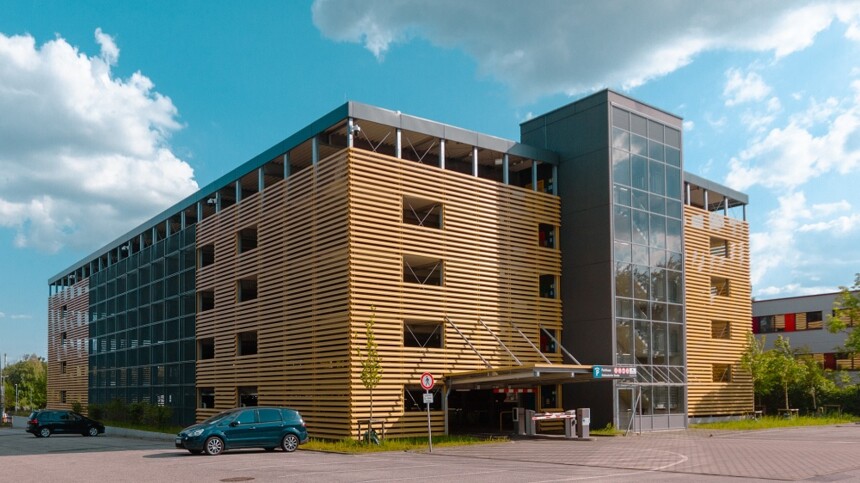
{"left": 592, "top": 365, "right": 637, "bottom": 379}
{"left": 420, "top": 372, "right": 434, "bottom": 452}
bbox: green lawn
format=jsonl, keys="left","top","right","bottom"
{"left": 301, "top": 434, "right": 508, "bottom": 453}
{"left": 691, "top": 414, "right": 857, "bottom": 431}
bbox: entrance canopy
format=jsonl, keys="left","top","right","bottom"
{"left": 443, "top": 363, "right": 594, "bottom": 389}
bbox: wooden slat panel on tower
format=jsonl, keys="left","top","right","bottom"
{"left": 684, "top": 206, "right": 754, "bottom": 416}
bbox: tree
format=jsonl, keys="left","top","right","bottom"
{"left": 2, "top": 355, "right": 47, "bottom": 410}
{"left": 798, "top": 356, "right": 833, "bottom": 411}
{"left": 826, "top": 273, "right": 860, "bottom": 358}
{"left": 769, "top": 336, "right": 807, "bottom": 410}
{"left": 740, "top": 332, "right": 775, "bottom": 408}
{"left": 355, "top": 306, "right": 382, "bottom": 442}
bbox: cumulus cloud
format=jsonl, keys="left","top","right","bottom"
{"left": 750, "top": 191, "right": 860, "bottom": 295}
{"left": 724, "top": 68, "right": 772, "bottom": 106}
{"left": 312, "top": 0, "right": 860, "bottom": 101}
{"left": 725, "top": 84, "right": 860, "bottom": 191}
{"left": 0, "top": 30, "right": 197, "bottom": 252}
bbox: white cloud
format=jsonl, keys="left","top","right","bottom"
{"left": 312, "top": 0, "right": 860, "bottom": 101}
{"left": 725, "top": 85, "right": 860, "bottom": 191}
{"left": 750, "top": 191, "right": 860, "bottom": 295}
{"left": 0, "top": 30, "right": 197, "bottom": 252}
{"left": 683, "top": 120, "right": 695, "bottom": 131}
{"left": 724, "top": 68, "right": 772, "bottom": 106}
{"left": 755, "top": 284, "right": 838, "bottom": 298}
{"left": 10, "top": 314, "right": 32, "bottom": 320}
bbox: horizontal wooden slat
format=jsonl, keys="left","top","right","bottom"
{"left": 684, "top": 206, "right": 753, "bottom": 416}
{"left": 194, "top": 147, "right": 562, "bottom": 438}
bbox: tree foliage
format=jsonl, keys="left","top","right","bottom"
{"left": 799, "top": 356, "right": 833, "bottom": 411}
{"left": 2, "top": 354, "right": 47, "bottom": 411}
{"left": 740, "top": 333, "right": 775, "bottom": 406}
{"left": 355, "top": 306, "right": 382, "bottom": 430}
{"left": 769, "top": 335, "right": 807, "bottom": 410}
{"left": 826, "top": 273, "right": 860, "bottom": 356}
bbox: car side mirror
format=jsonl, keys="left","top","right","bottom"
{"left": 229, "top": 421, "right": 239, "bottom": 427}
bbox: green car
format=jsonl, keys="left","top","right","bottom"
{"left": 175, "top": 407, "right": 308, "bottom": 455}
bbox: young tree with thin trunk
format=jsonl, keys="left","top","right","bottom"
{"left": 355, "top": 307, "right": 382, "bottom": 442}
{"left": 740, "top": 332, "right": 774, "bottom": 409}
{"left": 770, "top": 335, "right": 806, "bottom": 410}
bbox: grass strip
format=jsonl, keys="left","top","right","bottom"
{"left": 302, "top": 435, "right": 508, "bottom": 453}
{"left": 691, "top": 414, "right": 857, "bottom": 431}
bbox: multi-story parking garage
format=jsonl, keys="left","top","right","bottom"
{"left": 47, "top": 90, "right": 752, "bottom": 438}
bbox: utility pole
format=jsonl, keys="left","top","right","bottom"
{"left": 1, "top": 353, "right": 6, "bottom": 417}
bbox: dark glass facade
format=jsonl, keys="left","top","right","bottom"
{"left": 88, "top": 226, "right": 197, "bottom": 425}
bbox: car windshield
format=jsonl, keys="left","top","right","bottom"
{"left": 200, "top": 410, "right": 239, "bottom": 425}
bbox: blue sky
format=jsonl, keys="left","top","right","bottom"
{"left": 2, "top": 1, "right": 860, "bottom": 361}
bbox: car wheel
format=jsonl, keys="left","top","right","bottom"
{"left": 87, "top": 426, "right": 99, "bottom": 437}
{"left": 204, "top": 436, "right": 224, "bottom": 456}
{"left": 281, "top": 433, "right": 299, "bottom": 452}
{"left": 188, "top": 449, "right": 202, "bottom": 455}
{"left": 39, "top": 427, "right": 51, "bottom": 438}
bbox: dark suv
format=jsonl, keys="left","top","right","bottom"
{"left": 176, "top": 407, "right": 308, "bottom": 455}
{"left": 26, "top": 410, "right": 105, "bottom": 438}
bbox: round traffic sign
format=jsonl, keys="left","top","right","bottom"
{"left": 420, "top": 372, "right": 434, "bottom": 390}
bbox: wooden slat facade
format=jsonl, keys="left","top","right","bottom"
{"left": 684, "top": 205, "right": 754, "bottom": 416}
{"left": 195, "top": 147, "right": 561, "bottom": 439}
{"left": 47, "top": 279, "right": 90, "bottom": 410}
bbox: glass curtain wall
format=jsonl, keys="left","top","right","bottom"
{"left": 88, "top": 226, "right": 197, "bottom": 425}
{"left": 610, "top": 106, "right": 686, "bottom": 430}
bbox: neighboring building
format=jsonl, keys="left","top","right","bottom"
{"left": 47, "top": 90, "right": 752, "bottom": 438}
{"left": 753, "top": 292, "right": 860, "bottom": 370}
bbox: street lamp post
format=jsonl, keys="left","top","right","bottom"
{"left": 15, "top": 384, "right": 19, "bottom": 412}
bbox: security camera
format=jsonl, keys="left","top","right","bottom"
{"left": 351, "top": 124, "right": 361, "bottom": 134}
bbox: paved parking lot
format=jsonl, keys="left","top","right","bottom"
{"left": 1, "top": 424, "right": 859, "bottom": 482}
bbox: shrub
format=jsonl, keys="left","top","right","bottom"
{"left": 86, "top": 400, "right": 173, "bottom": 429}
{"left": 70, "top": 401, "right": 83, "bottom": 414}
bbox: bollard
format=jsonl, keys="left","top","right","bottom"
{"left": 525, "top": 409, "right": 536, "bottom": 436}
{"left": 576, "top": 408, "right": 590, "bottom": 439}
{"left": 564, "top": 412, "right": 576, "bottom": 439}
{"left": 516, "top": 408, "right": 527, "bottom": 436}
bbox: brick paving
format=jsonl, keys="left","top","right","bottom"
{"left": 432, "top": 424, "right": 860, "bottom": 481}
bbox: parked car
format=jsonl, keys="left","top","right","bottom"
{"left": 26, "top": 409, "right": 105, "bottom": 438}
{"left": 175, "top": 407, "right": 308, "bottom": 455}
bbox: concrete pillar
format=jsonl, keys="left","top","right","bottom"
{"left": 312, "top": 136, "right": 319, "bottom": 166}
{"left": 439, "top": 139, "right": 446, "bottom": 170}
{"left": 502, "top": 154, "right": 509, "bottom": 185}
{"left": 472, "top": 147, "right": 478, "bottom": 177}
{"left": 396, "top": 128, "right": 402, "bottom": 159}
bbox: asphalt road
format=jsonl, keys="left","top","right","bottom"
{"left": 1, "top": 424, "right": 859, "bottom": 482}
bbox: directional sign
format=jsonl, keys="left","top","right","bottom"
{"left": 592, "top": 366, "right": 636, "bottom": 379}
{"left": 420, "top": 372, "right": 435, "bottom": 390}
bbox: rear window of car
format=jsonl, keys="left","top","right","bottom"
{"left": 258, "top": 408, "right": 282, "bottom": 423}
{"left": 281, "top": 409, "right": 300, "bottom": 421}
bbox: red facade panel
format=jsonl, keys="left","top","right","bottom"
{"left": 784, "top": 313, "right": 796, "bottom": 332}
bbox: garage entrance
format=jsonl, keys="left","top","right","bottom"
{"left": 447, "top": 388, "right": 537, "bottom": 434}
{"left": 442, "top": 364, "right": 593, "bottom": 435}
